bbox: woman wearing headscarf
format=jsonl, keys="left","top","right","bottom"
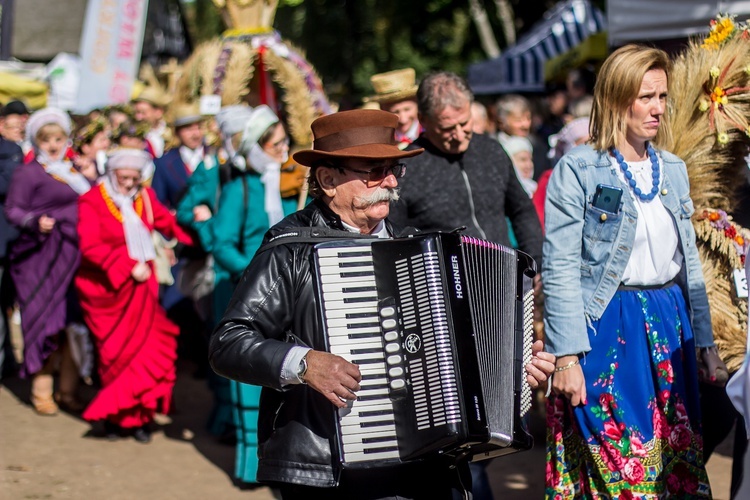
{"left": 76, "top": 148, "right": 193, "bottom": 443}
{"left": 543, "top": 45, "right": 723, "bottom": 497}
{"left": 211, "top": 105, "right": 298, "bottom": 484}
{"left": 501, "top": 135, "right": 537, "bottom": 197}
{"left": 4, "top": 107, "right": 93, "bottom": 415}
{"left": 175, "top": 104, "right": 253, "bottom": 441}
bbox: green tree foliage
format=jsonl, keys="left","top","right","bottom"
{"left": 274, "top": 0, "right": 566, "bottom": 104}
{"left": 182, "top": 0, "right": 603, "bottom": 105}
{"left": 183, "top": 0, "right": 226, "bottom": 43}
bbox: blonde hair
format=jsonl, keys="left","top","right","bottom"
{"left": 590, "top": 44, "right": 672, "bottom": 151}
{"left": 35, "top": 123, "right": 67, "bottom": 143}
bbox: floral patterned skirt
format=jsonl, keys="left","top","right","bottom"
{"left": 545, "top": 284, "right": 711, "bottom": 499}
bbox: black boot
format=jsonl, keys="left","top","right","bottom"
{"left": 132, "top": 424, "right": 152, "bottom": 444}
{"left": 103, "top": 421, "right": 122, "bottom": 441}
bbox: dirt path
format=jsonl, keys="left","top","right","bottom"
{"left": 0, "top": 365, "right": 735, "bottom": 499}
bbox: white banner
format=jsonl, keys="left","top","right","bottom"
{"left": 75, "top": 0, "right": 149, "bottom": 114}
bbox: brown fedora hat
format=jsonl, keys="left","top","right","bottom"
{"left": 293, "top": 109, "right": 423, "bottom": 166}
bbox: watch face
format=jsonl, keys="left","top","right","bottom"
{"left": 297, "top": 356, "right": 308, "bottom": 383}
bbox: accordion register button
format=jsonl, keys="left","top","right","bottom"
{"left": 387, "top": 354, "right": 401, "bottom": 365}
{"left": 390, "top": 379, "right": 406, "bottom": 390}
{"left": 381, "top": 318, "right": 397, "bottom": 329}
{"left": 388, "top": 367, "right": 404, "bottom": 377}
{"left": 380, "top": 306, "right": 396, "bottom": 317}
{"left": 385, "top": 343, "right": 400, "bottom": 354}
{"left": 384, "top": 331, "right": 399, "bottom": 342}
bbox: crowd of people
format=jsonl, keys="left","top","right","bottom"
{"left": 0, "top": 42, "right": 747, "bottom": 499}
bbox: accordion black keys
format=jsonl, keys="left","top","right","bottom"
{"left": 312, "top": 232, "right": 536, "bottom": 468}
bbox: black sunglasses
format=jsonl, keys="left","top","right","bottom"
{"left": 336, "top": 163, "right": 406, "bottom": 182}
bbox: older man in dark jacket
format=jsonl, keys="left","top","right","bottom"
{"left": 389, "top": 72, "right": 543, "bottom": 266}
{"left": 0, "top": 132, "right": 23, "bottom": 378}
{"left": 209, "top": 109, "right": 554, "bottom": 499}
{"left": 388, "top": 71, "right": 545, "bottom": 500}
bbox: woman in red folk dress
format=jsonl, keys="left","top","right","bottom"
{"left": 76, "top": 148, "right": 193, "bottom": 443}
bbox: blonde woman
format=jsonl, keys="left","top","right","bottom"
{"left": 543, "top": 45, "right": 723, "bottom": 498}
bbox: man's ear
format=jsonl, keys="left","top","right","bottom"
{"left": 317, "top": 166, "right": 338, "bottom": 198}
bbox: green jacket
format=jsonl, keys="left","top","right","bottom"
{"left": 176, "top": 156, "right": 221, "bottom": 253}
{"left": 211, "top": 172, "right": 299, "bottom": 279}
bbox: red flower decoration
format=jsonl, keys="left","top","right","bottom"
{"left": 622, "top": 458, "right": 646, "bottom": 485}
{"left": 669, "top": 424, "right": 692, "bottom": 451}
{"left": 604, "top": 419, "right": 623, "bottom": 441}
{"left": 599, "top": 393, "right": 615, "bottom": 412}
{"left": 667, "top": 473, "right": 682, "bottom": 493}
{"left": 683, "top": 474, "right": 699, "bottom": 494}
{"left": 653, "top": 407, "right": 670, "bottom": 439}
{"left": 657, "top": 359, "right": 675, "bottom": 383}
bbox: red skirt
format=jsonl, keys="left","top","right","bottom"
{"left": 78, "top": 272, "right": 179, "bottom": 429}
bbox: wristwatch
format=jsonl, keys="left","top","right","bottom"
{"left": 296, "top": 353, "right": 309, "bottom": 384}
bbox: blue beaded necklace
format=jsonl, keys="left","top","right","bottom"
{"left": 610, "top": 143, "right": 660, "bottom": 201}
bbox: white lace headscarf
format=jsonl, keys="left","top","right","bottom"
{"left": 104, "top": 148, "right": 157, "bottom": 263}
{"left": 28, "top": 107, "right": 90, "bottom": 195}
{"left": 238, "top": 105, "right": 286, "bottom": 226}
{"left": 500, "top": 135, "right": 537, "bottom": 197}
{"left": 215, "top": 104, "right": 253, "bottom": 171}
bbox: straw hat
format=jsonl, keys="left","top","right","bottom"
{"left": 171, "top": 103, "right": 204, "bottom": 128}
{"left": 133, "top": 85, "right": 169, "bottom": 108}
{"left": 293, "top": 109, "right": 423, "bottom": 166}
{"left": 364, "top": 68, "right": 419, "bottom": 104}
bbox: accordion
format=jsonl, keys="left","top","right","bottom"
{"left": 312, "top": 232, "right": 537, "bottom": 469}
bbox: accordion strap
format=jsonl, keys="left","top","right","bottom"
{"left": 256, "top": 227, "right": 376, "bottom": 254}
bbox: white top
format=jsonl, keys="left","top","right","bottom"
{"left": 341, "top": 219, "right": 389, "bottom": 238}
{"left": 610, "top": 154, "right": 683, "bottom": 286}
{"left": 146, "top": 121, "right": 167, "bottom": 158}
{"left": 179, "top": 146, "right": 205, "bottom": 173}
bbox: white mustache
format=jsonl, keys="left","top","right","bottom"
{"left": 355, "top": 187, "right": 400, "bottom": 207}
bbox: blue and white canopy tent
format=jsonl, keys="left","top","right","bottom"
{"left": 468, "top": 0, "right": 606, "bottom": 95}
{"left": 607, "top": 0, "right": 750, "bottom": 46}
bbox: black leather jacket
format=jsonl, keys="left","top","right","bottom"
{"left": 209, "top": 199, "right": 406, "bottom": 487}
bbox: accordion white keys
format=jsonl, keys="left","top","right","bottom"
{"left": 312, "top": 232, "right": 536, "bottom": 469}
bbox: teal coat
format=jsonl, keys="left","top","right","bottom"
{"left": 212, "top": 173, "right": 300, "bottom": 319}
{"left": 212, "top": 173, "right": 298, "bottom": 279}
{"left": 176, "top": 156, "right": 221, "bottom": 253}
{"left": 212, "top": 175, "right": 299, "bottom": 485}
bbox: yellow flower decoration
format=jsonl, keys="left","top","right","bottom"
{"left": 702, "top": 14, "right": 737, "bottom": 49}
{"left": 710, "top": 66, "right": 722, "bottom": 78}
{"left": 699, "top": 99, "right": 710, "bottom": 112}
{"left": 710, "top": 86, "right": 728, "bottom": 108}
{"left": 718, "top": 132, "right": 730, "bottom": 144}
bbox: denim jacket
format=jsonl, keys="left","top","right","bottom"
{"left": 542, "top": 144, "right": 713, "bottom": 356}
